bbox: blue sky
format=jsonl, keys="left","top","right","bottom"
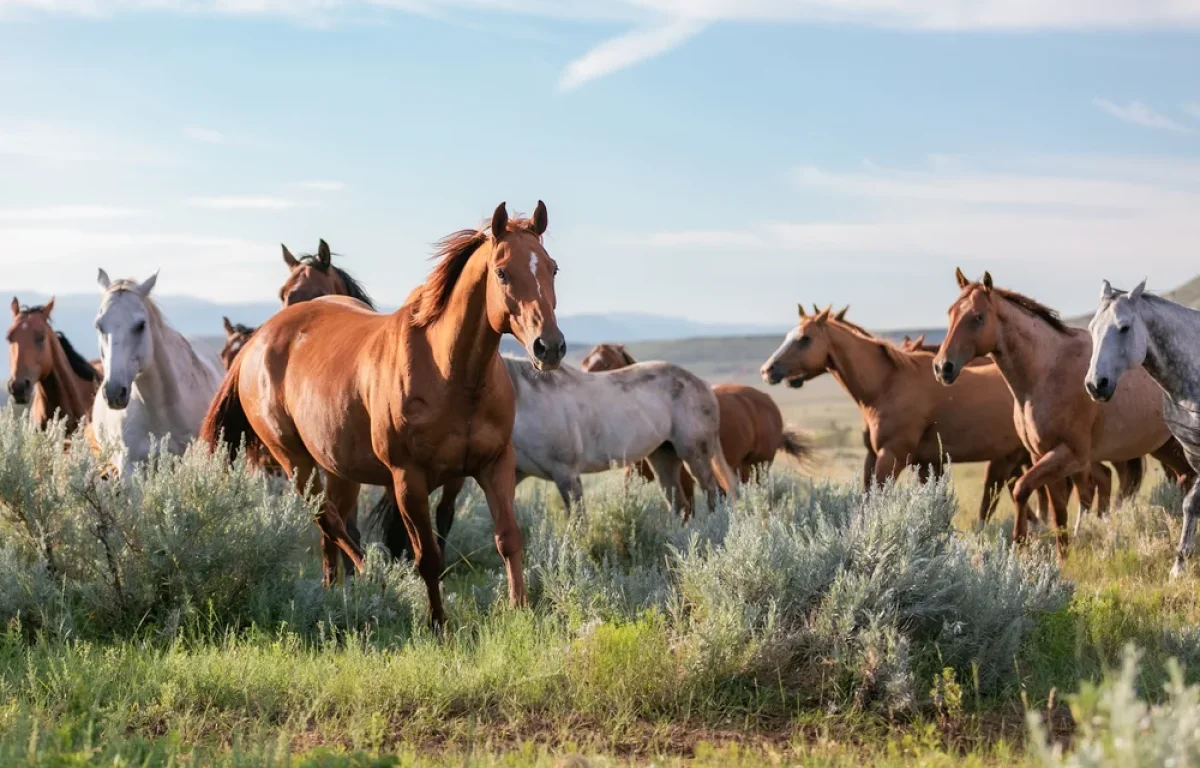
{"left": 3, "top": 1, "right": 1200, "bottom": 329}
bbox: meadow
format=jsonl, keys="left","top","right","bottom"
{"left": 2, "top": 355, "right": 1200, "bottom": 766}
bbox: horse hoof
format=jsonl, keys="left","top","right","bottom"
{"left": 1171, "top": 560, "right": 1186, "bottom": 580}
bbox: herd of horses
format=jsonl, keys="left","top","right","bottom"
{"left": 7, "top": 200, "right": 1200, "bottom": 626}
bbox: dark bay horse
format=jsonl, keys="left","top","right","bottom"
{"left": 580, "top": 342, "right": 811, "bottom": 506}
{"left": 934, "top": 269, "right": 1194, "bottom": 556}
{"left": 202, "top": 202, "right": 564, "bottom": 626}
{"left": 220, "top": 317, "right": 257, "bottom": 370}
{"left": 279, "top": 239, "right": 374, "bottom": 308}
{"left": 7, "top": 297, "right": 101, "bottom": 432}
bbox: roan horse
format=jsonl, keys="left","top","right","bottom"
{"left": 580, "top": 342, "right": 809, "bottom": 504}
{"left": 7, "top": 297, "right": 102, "bottom": 431}
{"left": 92, "top": 271, "right": 224, "bottom": 478}
{"left": 1085, "top": 280, "right": 1200, "bottom": 578}
{"left": 202, "top": 202, "right": 565, "bottom": 626}
{"left": 761, "top": 304, "right": 1032, "bottom": 523}
{"left": 934, "top": 269, "right": 1193, "bottom": 556}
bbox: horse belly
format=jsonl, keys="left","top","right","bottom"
{"left": 1091, "top": 372, "right": 1170, "bottom": 461}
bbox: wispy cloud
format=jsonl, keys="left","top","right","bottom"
{"left": 1184, "top": 102, "right": 1200, "bottom": 122}
{"left": 291, "top": 180, "right": 347, "bottom": 192}
{"left": 186, "top": 195, "right": 315, "bottom": 210}
{"left": 183, "top": 126, "right": 226, "bottom": 144}
{"left": 0, "top": 205, "right": 143, "bottom": 221}
{"left": 559, "top": 17, "right": 707, "bottom": 91}
{"left": 630, "top": 229, "right": 763, "bottom": 248}
{"left": 1093, "top": 98, "right": 1190, "bottom": 133}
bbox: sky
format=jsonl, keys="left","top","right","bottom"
{"left": 3, "top": 0, "right": 1200, "bottom": 330}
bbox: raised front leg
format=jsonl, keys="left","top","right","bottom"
{"left": 474, "top": 445, "right": 526, "bottom": 607}
{"left": 390, "top": 466, "right": 445, "bottom": 628}
{"left": 1171, "top": 479, "right": 1200, "bottom": 580}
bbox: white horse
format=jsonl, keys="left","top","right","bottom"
{"left": 91, "top": 270, "right": 224, "bottom": 478}
{"left": 503, "top": 356, "right": 738, "bottom": 515}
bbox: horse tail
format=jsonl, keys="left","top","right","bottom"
{"left": 369, "top": 490, "right": 415, "bottom": 560}
{"left": 711, "top": 447, "right": 739, "bottom": 502}
{"left": 1118, "top": 457, "right": 1146, "bottom": 501}
{"left": 199, "top": 353, "right": 263, "bottom": 465}
{"left": 778, "top": 426, "right": 814, "bottom": 467}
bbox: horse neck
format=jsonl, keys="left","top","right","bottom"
{"left": 824, "top": 324, "right": 896, "bottom": 407}
{"left": 1140, "top": 299, "right": 1200, "bottom": 404}
{"left": 134, "top": 311, "right": 187, "bottom": 416}
{"left": 426, "top": 244, "right": 502, "bottom": 389}
{"left": 33, "top": 334, "right": 91, "bottom": 428}
{"left": 989, "top": 299, "right": 1066, "bottom": 396}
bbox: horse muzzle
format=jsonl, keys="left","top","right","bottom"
{"left": 1085, "top": 377, "right": 1115, "bottom": 403}
{"left": 103, "top": 382, "right": 131, "bottom": 410}
{"left": 6, "top": 378, "right": 32, "bottom": 405}
{"left": 933, "top": 359, "right": 960, "bottom": 385}
{"left": 530, "top": 332, "right": 566, "bottom": 371}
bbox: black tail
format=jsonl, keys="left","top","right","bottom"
{"left": 1116, "top": 457, "right": 1146, "bottom": 502}
{"left": 368, "top": 482, "right": 463, "bottom": 560}
{"left": 199, "top": 353, "right": 264, "bottom": 465}
{"left": 779, "top": 426, "right": 814, "bottom": 467}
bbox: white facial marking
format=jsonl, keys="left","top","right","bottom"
{"left": 784, "top": 327, "right": 802, "bottom": 343}
{"left": 530, "top": 251, "right": 541, "bottom": 297}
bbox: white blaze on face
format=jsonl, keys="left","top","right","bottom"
{"left": 530, "top": 251, "right": 541, "bottom": 297}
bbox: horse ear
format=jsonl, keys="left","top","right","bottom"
{"left": 1130, "top": 278, "right": 1146, "bottom": 301}
{"left": 914, "top": 333, "right": 926, "bottom": 346}
{"left": 982, "top": 271, "right": 993, "bottom": 291}
{"left": 620, "top": 345, "right": 637, "bottom": 366}
{"left": 43, "top": 296, "right": 55, "bottom": 319}
{"left": 797, "top": 303, "right": 807, "bottom": 319}
{"left": 97, "top": 268, "right": 111, "bottom": 292}
{"left": 834, "top": 305, "right": 849, "bottom": 322}
{"left": 1101, "top": 279, "right": 1115, "bottom": 299}
{"left": 491, "top": 202, "right": 509, "bottom": 241}
{"left": 223, "top": 316, "right": 235, "bottom": 335}
{"left": 532, "top": 200, "right": 548, "bottom": 236}
{"left": 812, "top": 303, "right": 821, "bottom": 315}
{"left": 10, "top": 297, "right": 19, "bottom": 317}
{"left": 282, "top": 244, "right": 299, "bottom": 269}
{"left": 316, "top": 239, "right": 331, "bottom": 269}
{"left": 814, "top": 305, "right": 832, "bottom": 325}
{"left": 136, "top": 270, "right": 158, "bottom": 298}
{"left": 955, "top": 267, "right": 969, "bottom": 289}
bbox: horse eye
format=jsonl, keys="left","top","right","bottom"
{"left": 495, "top": 268, "right": 510, "bottom": 284}
{"left": 133, "top": 321, "right": 146, "bottom": 334}
{"left": 797, "top": 336, "right": 811, "bottom": 348}
{"left": 1119, "top": 325, "right": 1130, "bottom": 334}
{"left": 34, "top": 334, "right": 44, "bottom": 345}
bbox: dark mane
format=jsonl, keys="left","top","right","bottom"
{"left": 828, "top": 318, "right": 917, "bottom": 370}
{"left": 230, "top": 322, "right": 257, "bottom": 335}
{"left": 19, "top": 304, "right": 48, "bottom": 315}
{"left": 991, "top": 287, "right": 1068, "bottom": 334}
{"left": 55, "top": 332, "right": 101, "bottom": 383}
{"left": 297, "top": 253, "right": 375, "bottom": 310}
{"left": 411, "top": 217, "right": 538, "bottom": 327}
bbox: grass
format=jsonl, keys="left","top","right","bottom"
{"left": 1, "top": 378, "right": 1198, "bottom": 766}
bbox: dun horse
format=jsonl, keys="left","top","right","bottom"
{"left": 761, "top": 304, "right": 1032, "bottom": 523}
{"left": 1085, "top": 280, "right": 1200, "bottom": 578}
{"left": 580, "top": 342, "right": 809, "bottom": 506}
{"left": 202, "top": 202, "right": 564, "bottom": 626}
{"left": 7, "top": 297, "right": 101, "bottom": 431}
{"left": 92, "top": 271, "right": 224, "bottom": 478}
{"left": 934, "top": 269, "right": 1193, "bottom": 556}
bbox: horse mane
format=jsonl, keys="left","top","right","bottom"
{"left": 411, "top": 217, "right": 539, "bottom": 327}
{"left": 105, "top": 279, "right": 167, "bottom": 329}
{"left": 618, "top": 346, "right": 637, "bottom": 366}
{"left": 828, "top": 318, "right": 918, "bottom": 370}
{"left": 229, "top": 322, "right": 257, "bottom": 336}
{"left": 989, "top": 286, "right": 1068, "bottom": 334}
{"left": 56, "top": 332, "right": 102, "bottom": 382}
{"left": 295, "top": 253, "right": 375, "bottom": 310}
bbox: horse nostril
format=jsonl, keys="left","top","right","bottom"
{"left": 939, "top": 362, "right": 955, "bottom": 379}
{"left": 532, "top": 338, "right": 547, "bottom": 360}
{"left": 1098, "top": 377, "right": 1110, "bottom": 392}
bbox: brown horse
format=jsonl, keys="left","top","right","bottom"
{"left": 279, "top": 240, "right": 374, "bottom": 308}
{"left": 761, "top": 304, "right": 1035, "bottom": 523}
{"left": 7, "top": 297, "right": 101, "bottom": 432}
{"left": 202, "top": 202, "right": 564, "bottom": 626}
{"left": 220, "top": 317, "right": 257, "bottom": 370}
{"left": 899, "top": 333, "right": 1147, "bottom": 505}
{"left": 579, "top": 342, "right": 811, "bottom": 504}
{"left": 933, "top": 269, "right": 1194, "bottom": 555}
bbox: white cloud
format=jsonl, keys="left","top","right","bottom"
{"left": 291, "top": 180, "right": 347, "bottom": 192}
{"left": 1093, "top": 98, "right": 1190, "bottom": 133}
{"left": 633, "top": 229, "right": 764, "bottom": 248}
{"left": 0, "top": 205, "right": 143, "bottom": 221}
{"left": 186, "top": 195, "right": 315, "bottom": 210}
{"left": 183, "top": 126, "right": 226, "bottom": 144}
{"left": 558, "top": 17, "right": 707, "bottom": 90}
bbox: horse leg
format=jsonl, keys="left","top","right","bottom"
{"left": 318, "top": 474, "right": 365, "bottom": 583}
{"left": 338, "top": 481, "right": 362, "bottom": 576}
{"left": 474, "top": 444, "right": 526, "bottom": 607}
{"left": 1172, "top": 479, "right": 1200, "bottom": 579}
{"left": 553, "top": 472, "right": 584, "bottom": 511}
{"left": 1045, "top": 480, "right": 1072, "bottom": 560}
{"left": 872, "top": 446, "right": 910, "bottom": 489}
{"left": 861, "top": 428, "right": 875, "bottom": 494}
{"left": 390, "top": 466, "right": 445, "bottom": 627}
{"left": 1072, "top": 469, "right": 1096, "bottom": 538}
{"left": 1011, "top": 445, "right": 1085, "bottom": 556}
{"left": 435, "top": 477, "right": 465, "bottom": 544}
{"left": 646, "top": 448, "right": 689, "bottom": 518}
{"left": 1153, "top": 438, "right": 1196, "bottom": 489}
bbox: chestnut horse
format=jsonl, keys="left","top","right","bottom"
{"left": 7, "top": 297, "right": 101, "bottom": 431}
{"left": 580, "top": 342, "right": 811, "bottom": 505}
{"left": 761, "top": 304, "right": 1033, "bottom": 523}
{"left": 202, "top": 202, "right": 564, "bottom": 626}
{"left": 933, "top": 269, "right": 1193, "bottom": 556}
{"left": 901, "top": 333, "right": 1147, "bottom": 505}
{"left": 219, "top": 317, "right": 257, "bottom": 370}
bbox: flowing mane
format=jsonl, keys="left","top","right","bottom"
{"left": 296, "top": 253, "right": 375, "bottom": 310}
{"left": 410, "top": 217, "right": 539, "bottom": 327}
{"left": 829, "top": 317, "right": 917, "bottom": 370}
{"left": 229, "top": 322, "right": 257, "bottom": 335}
{"left": 57, "top": 332, "right": 101, "bottom": 382}
{"left": 984, "top": 285, "right": 1068, "bottom": 334}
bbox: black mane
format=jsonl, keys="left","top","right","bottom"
{"left": 298, "top": 254, "right": 375, "bottom": 310}
{"left": 56, "top": 332, "right": 101, "bottom": 383}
